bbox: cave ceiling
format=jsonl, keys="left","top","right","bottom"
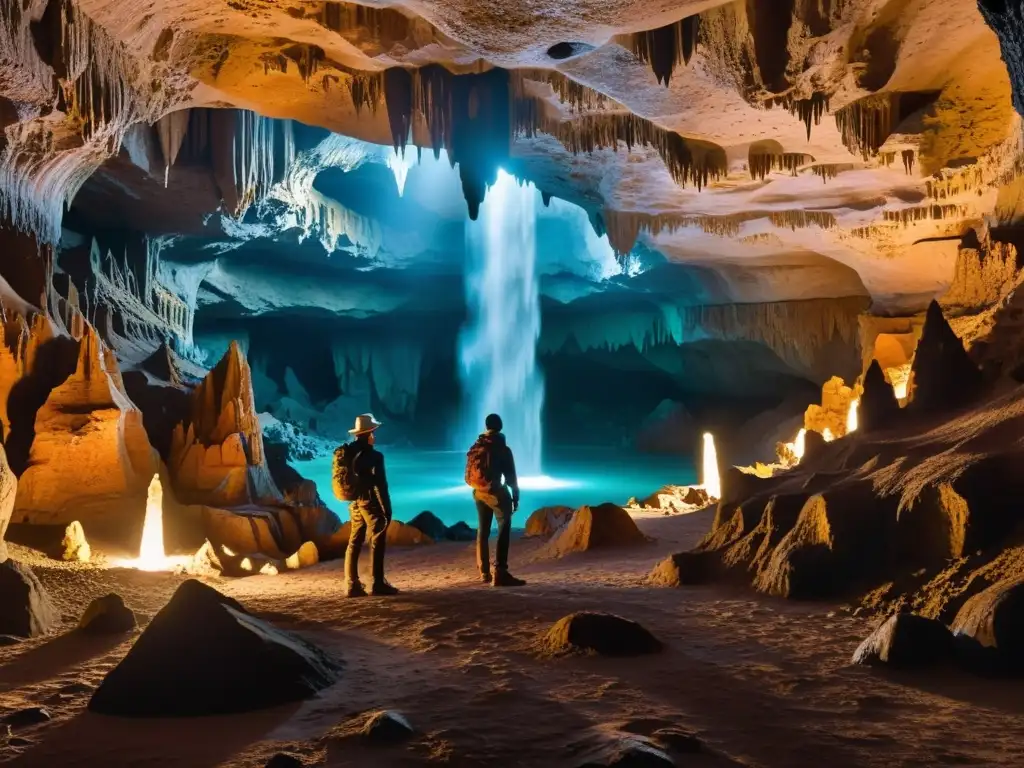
{"left": 1, "top": 0, "right": 1020, "bottom": 319}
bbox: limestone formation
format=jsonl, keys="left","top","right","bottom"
{"left": 0, "top": 444, "right": 15, "bottom": 562}
{"left": 78, "top": 593, "right": 137, "bottom": 634}
{"left": 88, "top": 580, "right": 341, "bottom": 716}
{"left": 859, "top": 360, "right": 901, "bottom": 433}
{"left": 14, "top": 325, "right": 161, "bottom": 537}
{"left": 0, "top": 560, "right": 57, "bottom": 638}
{"left": 852, "top": 613, "right": 953, "bottom": 669}
{"left": 906, "top": 301, "right": 982, "bottom": 413}
{"left": 61, "top": 521, "right": 91, "bottom": 562}
{"left": 541, "top": 504, "right": 648, "bottom": 558}
{"left": 542, "top": 612, "right": 662, "bottom": 657}
{"left": 804, "top": 376, "right": 859, "bottom": 439}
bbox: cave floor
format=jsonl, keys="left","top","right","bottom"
{"left": 3, "top": 511, "right": 1023, "bottom": 768}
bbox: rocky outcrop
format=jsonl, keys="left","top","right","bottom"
{"left": 859, "top": 360, "right": 901, "bottom": 433}
{"left": 542, "top": 612, "right": 662, "bottom": 657}
{"left": 540, "top": 504, "right": 648, "bottom": 558}
{"left": 13, "top": 326, "right": 161, "bottom": 539}
{"left": 61, "top": 521, "right": 91, "bottom": 562}
{"left": 0, "top": 444, "right": 15, "bottom": 561}
{"left": 0, "top": 560, "right": 57, "bottom": 638}
{"left": 804, "top": 375, "right": 859, "bottom": 439}
{"left": 951, "top": 579, "right": 1024, "bottom": 675}
{"left": 906, "top": 301, "right": 982, "bottom": 413}
{"left": 524, "top": 505, "right": 574, "bottom": 537}
{"left": 88, "top": 580, "right": 341, "bottom": 716}
{"left": 852, "top": 613, "right": 953, "bottom": 669}
{"left": 78, "top": 593, "right": 137, "bottom": 634}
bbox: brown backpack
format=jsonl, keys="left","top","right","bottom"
{"left": 465, "top": 436, "right": 495, "bottom": 491}
{"left": 332, "top": 443, "right": 364, "bottom": 501}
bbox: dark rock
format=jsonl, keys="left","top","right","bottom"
{"left": 951, "top": 578, "right": 1024, "bottom": 675}
{"left": 860, "top": 360, "right": 901, "bottom": 433}
{"left": 0, "top": 560, "right": 58, "bottom": 638}
{"left": 2, "top": 707, "right": 51, "bottom": 729}
{"left": 648, "top": 551, "right": 718, "bottom": 587}
{"left": 445, "top": 521, "right": 476, "bottom": 542}
{"left": 77, "top": 593, "right": 137, "bottom": 634}
{"left": 802, "top": 429, "right": 827, "bottom": 462}
{"left": 360, "top": 710, "right": 415, "bottom": 744}
{"left": 907, "top": 300, "right": 981, "bottom": 413}
{"left": 407, "top": 511, "right": 448, "bottom": 542}
{"left": 651, "top": 727, "right": 702, "bottom": 753}
{"left": 8, "top": 736, "right": 33, "bottom": 747}
{"left": 264, "top": 753, "right": 304, "bottom": 768}
{"left": 547, "top": 41, "right": 595, "bottom": 60}
{"left": 88, "top": 579, "right": 341, "bottom": 717}
{"left": 543, "top": 612, "right": 662, "bottom": 657}
{"left": 575, "top": 735, "right": 675, "bottom": 767}
{"left": 852, "top": 613, "right": 953, "bottom": 668}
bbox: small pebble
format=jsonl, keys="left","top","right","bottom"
{"left": 2, "top": 707, "right": 51, "bottom": 729}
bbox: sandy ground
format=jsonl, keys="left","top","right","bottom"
{"left": 3, "top": 509, "right": 1024, "bottom": 768}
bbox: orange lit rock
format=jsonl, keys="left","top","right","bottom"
{"left": 540, "top": 504, "right": 648, "bottom": 558}
{"left": 13, "top": 325, "right": 160, "bottom": 534}
{"left": 0, "top": 444, "right": 16, "bottom": 562}
{"left": 61, "top": 520, "right": 91, "bottom": 562}
{"left": 804, "top": 376, "right": 860, "bottom": 439}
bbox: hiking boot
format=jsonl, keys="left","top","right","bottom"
{"left": 492, "top": 570, "right": 526, "bottom": 587}
{"left": 480, "top": 572, "right": 493, "bottom": 584}
{"left": 370, "top": 580, "right": 400, "bottom": 597}
{"left": 346, "top": 581, "right": 367, "bottom": 598}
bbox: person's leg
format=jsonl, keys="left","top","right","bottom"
{"left": 368, "top": 505, "right": 398, "bottom": 595}
{"left": 492, "top": 491, "right": 525, "bottom": 587}
{"left": 344, "top": 502, "right": 368, "bottom": 595}
{"left": 475, "top": 494, "right": 495, "bottom": 579}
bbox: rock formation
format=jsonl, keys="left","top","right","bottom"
{"left": 540, "top": 504, "right": 648, "bottom": 558}
{"left": 0, "top": 560, "right": 57, "bottom": 638}
{"left": 542, "top": 612, "right": 663, "bottom": 657}
{"left": 524, "top": 506, "right": 574, "bottom": 537}
{"left": 852, "top": 613, "right": 953, "bottom": 669}
{"left": 859, "top": 360, "right": 901, "bottom": 433}
{"left": 78, "top": 593, "right": 137, "bottom": 634}
{"left": 906, "top": 301, "right": 982, "bottom": 413}
{"left": 0, "top": 443, "right": 15, "bottom": 562}
{"left": 88, "top": 580, "right": 341, "bottom": 716}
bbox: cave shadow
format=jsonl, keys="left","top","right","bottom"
{"left": 868, "top": 665, "right": 1024, "bottom": 716}
{"left": 0, "top": 631, "right": 127, "bottom": 692}
{"left": 5, "top": 702, "right": 301, "bottom": 768}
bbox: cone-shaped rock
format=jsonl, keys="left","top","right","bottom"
{"left": 852, "top": 612, "right": 952, "bottom": 668}
{"left": 860, "top": 360, "right": 901, "bottom": 432}
{"left": 88, "top": 579, "right": 340, "bottom": 716}
{"left": 907, "top": 301, "right": 981, "bottom": 413}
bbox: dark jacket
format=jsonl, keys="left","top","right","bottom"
{"left": 477, "top": 431, "right": 519, "bottom": 504}
{"left": 350, "top": 440, "right": 393, "bottom": 519}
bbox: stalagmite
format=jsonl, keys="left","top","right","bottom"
{"left": 628, "top": 14, "right": 700, "bottom": 86}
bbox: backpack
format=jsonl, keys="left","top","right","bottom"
{"left": 332, "top": 442, "right": 364, "bottom": 501}
{"left": 465, "top": 436, "right": 496, "bottom": 491}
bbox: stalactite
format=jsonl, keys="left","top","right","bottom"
{"left": 768, "top": 93, "right": 830, "bottom": 141}
{"left": 748, "top": 150, "right": 814, "bottom": 180}
{"left": 383, "top": 68, "right": 413, "bottom": 151}
{"left": 926, "top": 166, "right": 987, "bottom": 199}
{"left": 834, "top": 92, "right": 937, "bottom": 159}
{"left": 809, "top": 163, "right": 856, "bottom": 183}
{"left": 767, "top": 210, "right": 837, "bottom": 230}
{"left": 739, "top": 232, "right": 784, "bottom": 246}
{"left": 902, "top": 149, "right": 915, "bottom": 175}
{"left": 155, "top": 109, "right": 190, "bottom": 185}
{"left": 349, "top": 72, "right": 384, "bottom": 116}
{"left": 882, "top": 204, "right": 969, "bottom": 227}
{"left": 517, "top": 70, "right": 610, "bottom": 113}
{"left": 628, "top": 14, "right": 700, "bottom": 86}
{"left": 318, "top": 2, "right": 411, "bottom": 45}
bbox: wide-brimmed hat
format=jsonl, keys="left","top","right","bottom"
{"left": 348, "top": 413, "right": 382, "bottom": 435}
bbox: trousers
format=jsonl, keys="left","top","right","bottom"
{"left": 345, "top": 499, "right": 389, "bottom": 585}
{"left": 474, "top": 487, "right": 513, "bottom": 575}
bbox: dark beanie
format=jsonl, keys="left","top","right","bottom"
{"left": 485, "top": 413, "right": 503, "bottom": 431}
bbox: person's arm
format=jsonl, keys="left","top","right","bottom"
{"left": 372, "top": 451, "right": 394, "bottom": 522}
{"left": 505, "top": 447, "right": 520, "bottom": 510}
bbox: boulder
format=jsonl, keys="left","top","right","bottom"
{"left": 525, "top": 505, "right": 573, "bottom": 537}
{"left": 906, "top": 300, "right": 981, "bottom": 413}
{"left": 61, "top": 520, "right": 91, "bottom": 562}
{"left": 360, "top": 710, "right": 415, "bottom": 743}
{"left": 264, "top": 754, "right": 304, "bottom": 768}
{"left": 859, "top": 360, "right": 901, "bottom": 433}
{"left": 407, "top": 511, "right": 448, "bottom": 541}
{"left": 0, "top": 444, "right": 15, "bottom": 562}
{"left": 852, "top": 613, "right": 953, "bottom": 669}
{"left": 574, "top": 735, "right": 675, "bottom": 768}
{"left": 88, "top": 579, "right": 341, "bottom": 716}
{"left": 543, "top": 612, "right": 662, "bottom": 657}
{"left": 541, "top": 504, "right": 647, "bottom": 558}
{"left": 284, "top": 541, "right": 319, "bottom": 570}
{"left": 648, "top": 551, "right": 718, "bottom": 587}
{"left": 2, "top": 707, "right": 50, "bottom": 729}
{"left": 641, "top": 486, "right": 710, "bottom": 511}
{"left": 78, "top": 594, "right": 137, "bottom": 635}
{"left": 951, "top": 578, "right": 1024, "bottom": 674}
{"left": 0, "top": 560, "right": 57, "bottom": 638}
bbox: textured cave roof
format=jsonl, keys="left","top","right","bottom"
{"left": 2, "top": 0, "right": 1020, "bottom": 314}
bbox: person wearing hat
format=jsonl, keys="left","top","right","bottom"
{"left": 333, "top": 413, "right": 399, "bottom": 597}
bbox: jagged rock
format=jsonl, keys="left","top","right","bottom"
{"left": 907, "top": 301, "right": 981, "bottom": 413}
{"left": 648, "top": 551, "right": 719, "bottom": 587}
{"left": 1, "top": 707, "right": 50, "bottom": 729}
{"left": 541, "top": 504, "right": 647, "bottom": 558}
{"left": 284, "top": 541, "right": 319, "bottom": 570}
{"left": 0, "top": 560, "right": 57, "bottom": 638}
{"left": 193, "top": 539, "right": 283, "bottom": 577}
{"left": 13, "top": 326, "right": 161, "bottom": 538}
{"left": 88, "top": 580, "right": 341, "bottom": 716}
{"left": 78, "top": 594, "right": 137, "bottom": 635}
{"left": 61, "top": 520, "right": 91, "bottom": 562}
{"left": 524, "top": 505, "right": 574, "bottom": 537}
{"left": 860, "top": 360, "right": 901, "bottom": 433}
{"left": 852, "top": 613, "right": 953, "bottom": 669}
{"left": 0, "top": 444, "right": 15, "bottom": 562}
{"left": 407, "top": 511, "right": 448, "bottom": 541}
{"left": 804, "top": 376, "right": 858, "bottom": 439}
{"left": 951, "top": 578, "right": 1024, "bottom": 675}
{"left": 574, "top": 735, "right": 675, "bottom": 768}
{"left": 641, "top": 485, "right": 710, "bottom": 511}
{"left": 168, "top": 341, "right": 281, "bottom": 507}
{"left": 543, "top": 612, "right": 662, "bottom": 657}
{"left": 360, "top": 710, "right": 415, "bottom": 743}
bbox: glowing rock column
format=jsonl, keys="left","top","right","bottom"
{"left": 137, "top": 474, "right": 166, "bottom": 571}
{"left": 459, "top": 171, "right": 544, "bottom": 475}
{"left": 702, "top": 433, "right": 721, "bottom": 500}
